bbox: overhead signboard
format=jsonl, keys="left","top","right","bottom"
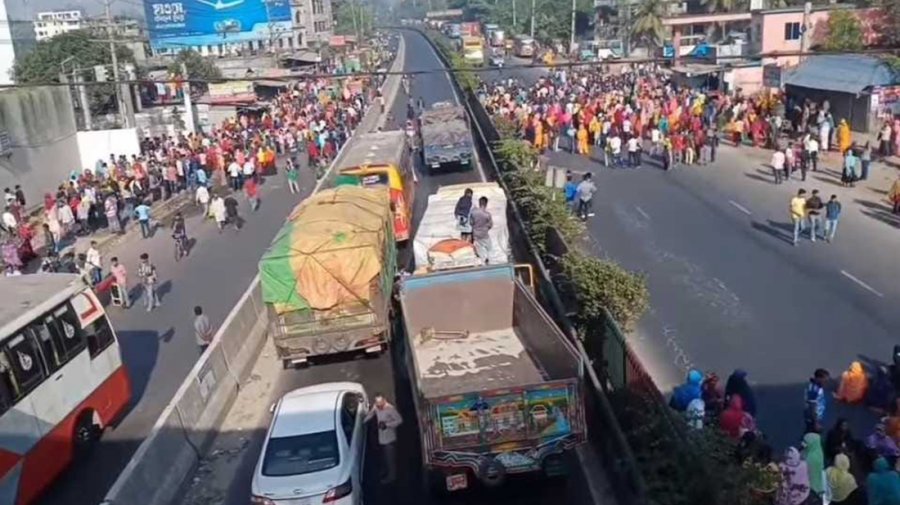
{"left": 145, "top": 0, "right": 291, "bottom": 50}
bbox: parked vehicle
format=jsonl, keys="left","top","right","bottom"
{"left": 461, "top": 35, "right": 485, "bottom": 65}
{"left": 259, "top": 185, "right": 396, "bottom": 367}
{"left": 397, "top": 264, "right": 587, "bottom": 493}
{"left": 251, "top": 382, "right": 368, "bottom": 505}
{"left": 419, "top": 102, "right": 474, "bottom": 173}
{"left": 513, "top": 35, "right": 535, "bottom": 58}
{"left": 335, "top": 130, "right": 415, "bottom": 242}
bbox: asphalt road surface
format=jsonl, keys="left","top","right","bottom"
{"left": 39, "top": 113, "right": 344, "bottom": 505}
{"left": 213, "top": 29, "right": 593, "bottom": 505}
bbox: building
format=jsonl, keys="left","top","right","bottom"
{"left": 85, "top": 16, "right": 150, "bottom": 62}
{"left": 145, "top": 0, "right": 332, "bottom": 56}
{"left": 0, "top": 0, "right": 36, "bottom": 84}
{"left": 34, "top": 10, "right": 83, "bottom": 41}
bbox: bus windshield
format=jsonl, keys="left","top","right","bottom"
{"left": 0, "top": 274, "right": 131, "bottom": 505}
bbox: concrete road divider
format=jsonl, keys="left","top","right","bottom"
{"left": 100, "top": 33, "right": 406, "bottom": 505}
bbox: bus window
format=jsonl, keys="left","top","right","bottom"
{"left": 2, "top": 332, "right": 47, "bottom": 399}
{"left": 84, "top": 316, "right": 115, "bottom": 358}
{"left": 33, "top": 303, "right": 86, "bottom": 367}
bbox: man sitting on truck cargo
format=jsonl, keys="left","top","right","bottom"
{"left": 470, "top": 196, "right": 494, "bottom": 263}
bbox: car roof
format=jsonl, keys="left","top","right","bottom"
{"left": 271, "top": 390, "right": 339, "bottom": 438}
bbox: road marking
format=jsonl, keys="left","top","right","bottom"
{"left": 841, "top": 270, "right": 885, "bottom": 298}
{"left": 635, "top": 206, "right": 650, "bottom": 220}
{"left": 728, "top": 200, "right": 752, "bottom": 215}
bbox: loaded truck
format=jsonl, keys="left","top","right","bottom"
{"left": 258, "top": 185, "right": 397, "bottom": 367}
{"left": 397, "top": 263, "right": 586, "bottom": 492}
{"left": 461, "top": 35, "right": 485, "bottom": 66}
{"left": 419, "top": 102, "right": 474, "bottom": 173}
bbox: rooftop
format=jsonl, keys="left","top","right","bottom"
{"left": 0, "top": 274, "right": 85, "bottom": 337}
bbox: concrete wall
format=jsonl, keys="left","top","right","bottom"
{"left": 0, "top": 86, "right": 80, "bottom": 206}
{"left": 77, "top": 128, "right": 141, "bottom": 171}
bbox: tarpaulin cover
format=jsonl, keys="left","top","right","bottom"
{"left": 259, "top": 186, "right": 393, "bottom": 314}
{"left": 783, "top": 55, "right": 898, "bottom": 95}
{"left": 414, "top": 182, "right": 509, "bottom": 269}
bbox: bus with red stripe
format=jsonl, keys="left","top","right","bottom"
{"left": 0, "top": 274, "right": 131, "bottom": 505}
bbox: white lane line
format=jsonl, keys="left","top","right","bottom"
{"left": 841, "top": 270, "right": 885, "bottom": 298}
{"left": 728, "top": 200, "right": 752, "bottom": 216}
{"left": 635, "top": 206, "right": 650, "bottom": 220}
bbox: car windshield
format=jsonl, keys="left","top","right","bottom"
{"left": 262, "top": 431, "right": 340, "bottom": 477}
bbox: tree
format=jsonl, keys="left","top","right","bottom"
{"left": 630, "top": 0, "right": 666, "bottom": 49}
{"left": 334, "top": 0, "right": 375, "bottom": 38}
{"left": 13, "top": 29, "right": 136, "bottom": 114}
{"left": 168, "top": 50, "right": 223, "bottom": 93}
{"left": 880, "top": 0, "right": 900, "bottom": 46}
{"left": 822, "top": 10, "right": 864, "bottom": 51}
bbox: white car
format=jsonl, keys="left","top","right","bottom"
{"left": 251, "top": 383, "right": 368, "bottom": 505}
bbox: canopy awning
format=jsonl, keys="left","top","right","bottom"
{"left": 783, "top": 55, "right": 898, "bottom": 94}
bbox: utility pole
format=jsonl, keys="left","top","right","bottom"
{"left": 800, "top": 1, "right": 812, "bottom": 63}
{"left": 530, "top": 0, "right": 535, "bottom": 38}
{"left": 76, "top": 72, "right": 93, "bottom": 130}
{"left": 181, "top": 63, "right": 196, "bottom": 134}
{"left": 569, "top": 0, "right": 576, "bottom": 53}
{"left": 512, "top": 0, "right": 516, "bottom": 30}
{"left": 104, "top": 0, "right": 130, "bottom": 127}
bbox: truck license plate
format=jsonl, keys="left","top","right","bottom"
{"left": 446, "top": 473, "right": 468, "bottom": 491}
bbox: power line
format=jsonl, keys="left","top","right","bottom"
{"left": 3, "top": 46, "right": 899, "bottom": 89}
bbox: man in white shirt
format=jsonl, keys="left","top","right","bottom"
{"left": 608, "top": 134, "right": 623, "bottom": 168}
{"left": 86, "top": 240, "right": 103, "bottom": 285}
{"left": 650, "top": 127, "right": 661, "bottom": 157}
{"left": 771, "top": 149, "right": 785, "bottom": 184}
{"left": 627, "top": 135, "right": 641, "bottom": 168}
{"left": 242, "top": 158, "right": 255, "bottom": 184}
{"left": 228, "top": 160, "right": 241, "bottom": 190}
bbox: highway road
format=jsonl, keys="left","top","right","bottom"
{"left": 39, "top": 76, "right": 390, "bottom": 505}
{"left": 210, "top": 29, "right": 594, "bottom": 505}
{"left": 480, "top": 57, "right": 899, "bottom": 448}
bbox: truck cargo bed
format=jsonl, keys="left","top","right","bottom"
{"left": 412, "top": 328, "right": 544, "bottom": 398}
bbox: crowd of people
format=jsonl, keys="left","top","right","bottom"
{"left": 0, "top": 72, "right": 379, "bottom": 283}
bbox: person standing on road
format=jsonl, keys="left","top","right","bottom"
{"left": 861, "top": 142, "right": 872, "bottom": 181}
{"left": 564, "top": 174, "right": 578, "bottom": 214}
{"left": 285, "top": 158, "right": 300, "bottom": 194}
{"left": 110, "top": 256, "right": 129, "bottom": 308}
{"left": 842, "top": 149, "right": 858, "bottom": 188}
{"left": 104, "top": 193, "right": 121, "bottom": 235}
{"left": 791, "top": 189, "right": 808, "bottom": 246}
{"left": 138, "top": 253, "right": 160, "bottom": 312}
{"left": 576, "top": 172, "right": 597, "bottom": 220}
{"left": 194, "top": 306, "right": 214, "bottom": 355}
{"left": 224, "top": 195, "right": 242, "bottom": 231}
{"left": 196, "top": 183, "right": 211, "bottom": 218}
{"left": 627, "top": 135, "right": 641, "bottom": 168}
{"left": 889, "top": 175, "right": 900, "bottom": 215}
{"left": 365, "top": 393, "right": 402, "bottom": 485}
{"left": 771, "top": 149, "right": 785, "bottom": 184}
{"left": 824, "top": 195, "right": 842, "bottom": 243}
{"left": 86, "top": 240, "right": 103, "bottom": 285}
{"left": 134, "top": 200, "right": 152, "bottom": 239}
{"left": 245, "top": 176, "right": 260, "bottom": 212}
{"left": 806, "top": 135, "right": 819, "bottom": 174}
{"left": 805, "top": 368, "right": 831, "bottom": 433}
{"left": 211, "top": 193, "right": 227, "bottom": 232}
{"left": 470, "top": 196, "right": 494, "bottom": 263}
{"left": 806, "top": 190, "right": 824, "bottom": 242}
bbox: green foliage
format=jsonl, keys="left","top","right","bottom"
{"left": 561, "top": 252, "right": 648, "bottom": 331}
{"left": 334, "top": 0, "right": 375, "bottom": 37}
{"left": 429, "top": 31, "right": 478, "bottom": 92}
{"left": 168, "top": 50, "right": 223, "bottom": 93}
{"left": 13, "top": 29, "right": 136, "bottom": 114}
{"left": 630, "top": 0, "right": 667, "bottom": 49}
{"left": 822, "top": 10, "right": 864, "bottom": 51}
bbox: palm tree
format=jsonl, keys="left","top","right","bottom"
{"left": 630, "top": 0, "right": 666, "bottom": 50}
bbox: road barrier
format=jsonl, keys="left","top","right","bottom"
{"left": 100, "top": 35, "right": 406, "bottom": 505}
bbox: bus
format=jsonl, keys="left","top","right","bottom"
{"left": 0, "top": 274, "right": 131, "bottom": 505}
{"left": 335, "top": 130, "right": 416, "bottom": 242}
{"left": 514, "top": 35, "right": 535, "bottom": 58}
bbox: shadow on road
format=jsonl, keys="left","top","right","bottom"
{"left": 854, "top": 198, "right": 900, "bottom": 228}
{"left": 751, "top": 220, "right": 793, "bottom": 245}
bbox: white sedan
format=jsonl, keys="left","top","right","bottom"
{"left": 251, "top": 383, "right": 368, "bottom": 505}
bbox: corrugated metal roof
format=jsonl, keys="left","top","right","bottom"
{"left": 783, "top": 55, "right": 898, "bottom": 94}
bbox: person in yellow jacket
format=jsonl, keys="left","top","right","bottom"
{"left": 533, "top": 118, "right": 545, "bottom": 151}
{"left": 576, "top": 124, "right": 590, "bottom": 155}
{"left": 837, "top": 119, "right": 852, "bottom": 154}
{"left": 589, "top": 116, "right": 602, "bottom": 146}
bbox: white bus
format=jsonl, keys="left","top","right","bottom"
{"left": 0, "top": 274, "right": 131, "bottom": 505}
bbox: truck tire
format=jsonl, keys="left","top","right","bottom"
{"left": 477, "top": 457, "right": 507, "bottom": 488}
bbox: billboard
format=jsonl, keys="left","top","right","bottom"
{"left": 145, "top": 0, "right": 291, "bottom": 50}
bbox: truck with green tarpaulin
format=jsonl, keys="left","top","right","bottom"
{"left": 258, "top": 185, "right": 396, "bottom": 367}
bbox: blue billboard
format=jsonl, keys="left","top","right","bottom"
{"left": 145, "top": 0, "right": 292, "bottom": 49}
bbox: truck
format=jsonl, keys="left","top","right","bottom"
{"left": 419, "top": 102, "right": 474, "bottom": 173}
{"left": 258, "top": 185, "right": 397, "bottom": 367}
{"left": 461, "top": 35, "right": 485, "bottom": 66}
{"left": 460, "top": 21, "right": 482, "bottom": 37}
{"left": 397, "top": 263, "right": 587, "bottom": 493}
{"left": 413, "top": 182, "right": 510, "bottom": 271}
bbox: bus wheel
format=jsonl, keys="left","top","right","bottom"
{"left": 74, "top": 412, "right": 101, "bottom": 457}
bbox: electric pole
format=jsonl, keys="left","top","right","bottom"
{"left": 569, "top": 0, "right": 576, "bottom": 53}
{"left": 104, "top": 0, "right": 129, "bottom": 127}
{"left": 512, "top": 0, "right": 516, "bottom": 30}
{"left": 530, "top": 0, "right": 535, "bottom": 38}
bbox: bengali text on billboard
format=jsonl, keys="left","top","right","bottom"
{"left": 145, "top": 0, "right": 291, "bottom": 49}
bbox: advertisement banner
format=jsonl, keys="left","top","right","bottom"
{"left": 145, "top": 0, "right": 291, "bottom": 49}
